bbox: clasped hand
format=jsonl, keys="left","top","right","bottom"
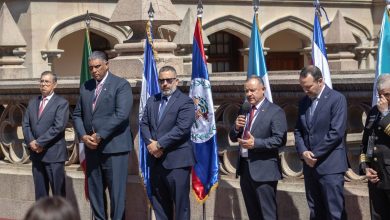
{"left": 365, "top": 168, "right": 380, "bottom": 183}
{"left": 29, "top": 140, "right": 43, "bottom": 153}
{"left": 82, "top": 133, "right": 101, "bottom": 150}
{"left": 147, "top": 139, "right": 163, "bottom": 158}
{"left": 302, "top": 151, "right": 317, "bottom": 167}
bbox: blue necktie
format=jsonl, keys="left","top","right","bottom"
{"left": 308, "top": 97, "right": 317, "bottom": 123}
{"left": 158, "top": 96, "right": 168, "bottom": 122}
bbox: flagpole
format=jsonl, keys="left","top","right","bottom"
{"left": 195, "top": 1, "right": 208, "bottom": 220}
{"left": 147, "top": 3, "right": 154, "bottom": 220}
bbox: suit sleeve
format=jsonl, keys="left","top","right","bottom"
{"left": 140, "top": 98, "right": 153, "bottom": 146}
{"left": 36, "top": 100, "right": 69, "bottom": 148}
{"left": 294, "top": 101, "right": 309, "bottom": 155}
{"left": 158, "top": 98, "right": 195, "bottom": 150}
{"left": 72, "top": 88, "right": 87, "bottom": 138}
{"left": 22, "top": 101, "right": 34, "bottom": 145}
{"left": 311, "top": 94, "right": 347, "bottom": 159}
{"left": 94, "top": 80, "right": 133, "bottom": 139}
{"left": 254, "top": 108, "right": 287, "bottom": 150}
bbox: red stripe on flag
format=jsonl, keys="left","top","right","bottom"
{"left": 192, "top": 168, "right": 206, "bottom": 201}
{"left": 194, "top": 18, "right": 207, "bottom": 63}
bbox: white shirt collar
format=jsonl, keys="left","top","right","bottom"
{"left": 43, "top": 92, "right": 54, "bottom": 101}
{"left": 96, "top": 71, "right": 109, "bottom": 85}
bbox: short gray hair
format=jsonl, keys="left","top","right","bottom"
{"left": 41, "top": 71, "right": 57, "bottom": 83}
{"left": 88, "top": 51, "right": 107, "bottom": 62}
{"left": 159, "top": 66, "right": 177, "bottom": 77}
{"left": 246, "top": 75, "right": 264, "bottom": 86}
{"left": 376, "top": 74, "right": 390, "bottom": 91}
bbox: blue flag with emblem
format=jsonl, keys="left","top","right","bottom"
{"left": 139, "top": 20, "right": 160, "bottom": 202}
{"left": 247, "top": 13, "right": 273, "bottom": 102}
{"left": 190, "top": 17, "right": 219, "bottom": 202}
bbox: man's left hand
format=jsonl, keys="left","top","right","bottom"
{"left": 238, "top": 133, "right": 255, "bottom": 149}
{"left": 377, "top": 94, "right": 389, "bottom": 114}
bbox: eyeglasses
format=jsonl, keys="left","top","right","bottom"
{"left": 158, "top": 78, "right": 176, "bottom": 84}
{"left": 39, "top": 80, "right": 54, "bottom": 85}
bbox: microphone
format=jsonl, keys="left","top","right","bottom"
{"left": 236, "top": 101, "right": 251, "bottom": 133}
{"left": 239, "top": 101, "right": 251, "bottom": 117}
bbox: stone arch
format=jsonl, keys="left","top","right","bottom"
{"left": 203, "top": 15, "right": 252, "bottom": 46}
{"left": 45, "top": 13, "right": 131, "bottom": 50}
{"left": 261, "top": 16, "right": 313, "bottom": 45}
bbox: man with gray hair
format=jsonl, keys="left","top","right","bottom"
{"left": 360, "top": 74, "right": 390, "bottom": 219}
{"left": 73, "top": 51, "right": 133, "bottom": 220}
{"left": 22, "top": 71, "right": 69, "bottom": 200}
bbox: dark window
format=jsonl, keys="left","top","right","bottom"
{"left": 206, "top": 31, "right": 243, "bottom": 72}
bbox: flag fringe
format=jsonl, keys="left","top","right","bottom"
{"left": 192, "top": 182, "right": 219, "bottom": 204}
{"left": 146, "top": 20, "right": 158, "bottom": 59}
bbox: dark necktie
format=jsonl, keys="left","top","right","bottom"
{"left": 243, "top": 105, "right": 257, "bottom": 139}
{"left": 158, "top": 96, "right": 168, "bottom": 122}
{"left": 308, "top": 97, "right": 317, "bottom": 123}
{"left": 38, "top": 97, "right": 47, "bottom": 118}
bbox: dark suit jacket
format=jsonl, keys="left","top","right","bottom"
{"left": 294, "top": 85, "right": 348, "bottom": 175}
{"left": 73, "top": 72, "right": 133, "bottom": 154}
{"left": 229, "top": 99, "right": 287, "bottom": 182}
{"left": 22, "top": 94, "right": 69, "bottom": 163}
{"left": 140, "top": 89, "right": 196, "bottom": 169}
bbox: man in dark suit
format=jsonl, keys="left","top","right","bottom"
{"left": 22, "top": 71, "right": 69, "bottom": 200}
{"left": 73, "top": 51, "right": 133, "bottom": 220}
{"left": 229, "top": 76, "right": 287, "bottom": 220}
{"left": 140, "top": 66, "right": 195, "bottom": 220}
{"left": 294, "top": 65, "right": 348, "bottom": 220}
{"left": 360, "top": 74, "right": 390, "bottom": 220}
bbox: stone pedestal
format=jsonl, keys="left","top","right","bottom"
{"left": 110, "top": 39, "right": 183, "bottom": 79}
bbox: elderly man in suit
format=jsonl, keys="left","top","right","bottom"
{"left": 140, "top": 66, "right": 195, "bottom": 220}
{"left": 294, "top": 65, "right": 348, "bottom": 220}
{"left": 360, "top": 74, "right": 390, "bottom": 220}
{"left": 229, "top": 75, "right": 287, "bottom": 220}
{"left": 73, "top": 51, "right": 133, "bottom": 220}
{"left": 22, "top": 71, "right": 69, "bottom": 200}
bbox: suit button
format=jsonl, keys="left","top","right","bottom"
{"left": 375, "top": 137, "right": 379, "bottom": 140}
{"left": 378, "top": 127, "right": 382, "bottom": 130}
{"left": 374, "top": 157, "right": 378, "bottom": 161}
{"left": 374, "top": 147, "right": 377, "bottom": 151}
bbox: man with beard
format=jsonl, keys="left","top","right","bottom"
{"left": 140, "top": 66, "right": 195, "bottom": 220}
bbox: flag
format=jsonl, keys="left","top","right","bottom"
{"left": 247, "top": 13, "right": 273, "bottom": 102}
{"left": 79, "top": 28, "right": 92, "bottom": 200}
{"left": 190, "top": 17, "right": 219, "bottom": 202}
{"left": 372, "top": 8, "right": 390, "bottom": 106}
{"left": 139, "top": 20, "right": 160, "bottom": 202}
{"left": 312, "top": 9, "right": 332, "bottom": 88}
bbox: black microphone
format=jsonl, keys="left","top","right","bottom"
{"left": 237, "top": 102, "right": 251, "bottom": 132}
{"left": 239, "top": 101, "right": 251, "bottom": 117}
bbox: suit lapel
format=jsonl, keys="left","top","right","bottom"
{"left": 37, "top": 94, "right": 57, "bottom": 122}
{"left": 310, "top": 86, "right": 331, "bottom": 126}
{"left": 157, "top": 90, "right": 180, "bottom": 128}
{"left": 304, "top": 97, "right": 312, "bottom": 128}
{"left": 33, "top": 96, "right": 41, "bottom": 122}
{"left": 153, "top": 95, "right": 161, "bottom": 128}
{"left": 92, "top": 72, "right": 111, "bottom": 114}
{"left": 250, "top": 99, "right": 269, "bottom": 134}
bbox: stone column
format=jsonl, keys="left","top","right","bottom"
{"left": 0, "top": 3, "right": 28, "bottom": 79}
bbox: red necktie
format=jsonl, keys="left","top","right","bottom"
{"left": 243, "top": 105, "right": 256, "bottom": 139}
{"left": 38, "top": 97, "right": 47, "bottom": 118}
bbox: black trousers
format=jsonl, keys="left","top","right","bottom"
{"left": 32, "top": 160, "right": 66, "bottom": 200}
{"left": 239, "top": 159, "right": 278, "bottom": 220}
{"left": 369, "top": 182, "right": 390, "bottom": 220}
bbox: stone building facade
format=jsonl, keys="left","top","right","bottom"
{"left": 0, "top": 0, "right": 384, "bottom": 219}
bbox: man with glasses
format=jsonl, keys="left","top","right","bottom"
{"left": 73, "top": 51, "right": 133, "bottom": 220}
{"left": 360, "top": 74, "right": 390, "bottom": 219}
{"left": 140, "top": 66, "right": 195, "bottom": 220}
{"left": 22, "top": 71, "right": 69, "bottom": 200}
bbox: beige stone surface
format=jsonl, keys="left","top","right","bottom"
{"left": 0, "top": 3, "right": 26, "bottom": 47}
